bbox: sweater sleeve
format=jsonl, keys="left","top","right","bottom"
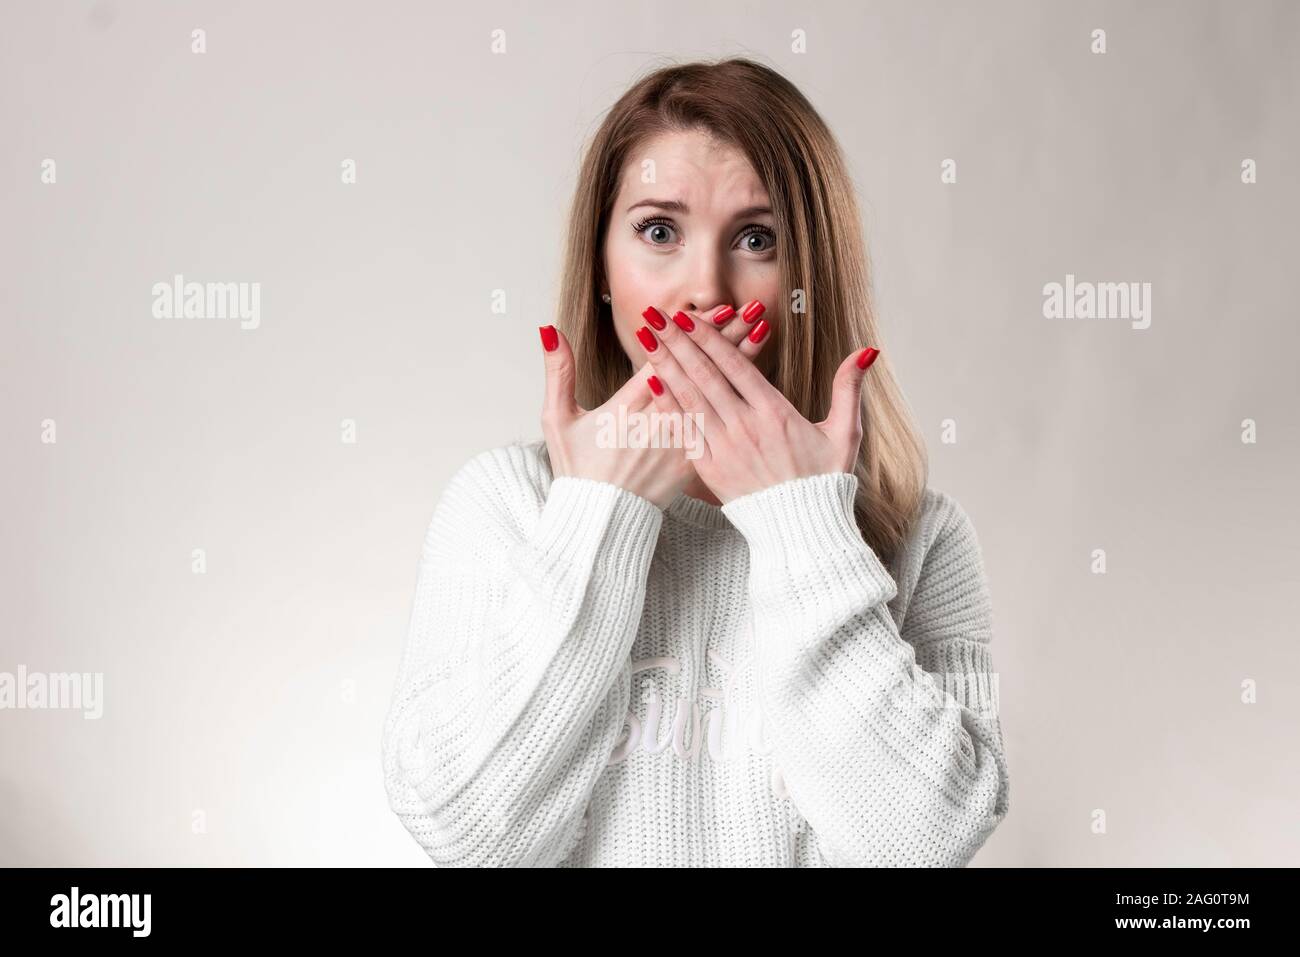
{"left": 381, "top": 446, "right": 664, "bottom": 867}
{"left": 721, "top": 473, "right": 1010, "bottom": 867}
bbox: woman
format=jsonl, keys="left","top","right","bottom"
{"left": 381, "top": 57, "right": 1011, "bottom": 867}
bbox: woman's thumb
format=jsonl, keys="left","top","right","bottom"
{"left": 538, "top": 325, "right": 580, "bottom": 424}
{"left": 823, "top": 347, "right": 879, "bottom": 442}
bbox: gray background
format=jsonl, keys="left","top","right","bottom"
{"left": 2, "top": 0, "right": 1297, "bottom": 866}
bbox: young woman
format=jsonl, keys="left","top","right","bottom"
{"left": 381, "top": 57, "right": 1011, "bottom": 867}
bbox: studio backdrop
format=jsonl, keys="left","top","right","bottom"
{"left": 2, "top": 0, "right": 1297, "bottom": 866}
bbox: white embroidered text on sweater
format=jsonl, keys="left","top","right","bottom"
{"left": 381, "top": 440, "right": 1011, "bottom": 867}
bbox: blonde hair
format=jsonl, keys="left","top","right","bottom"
{"left": 553, "top": 56, "right": 928, "bottom": 565}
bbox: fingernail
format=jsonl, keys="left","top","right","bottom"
{"left": 672, "top": 310, "right": 695, "bottom": 332}
{"left": 647, "top": 374, "right": 664, "bottom": 396}
{"left": 636, "top": 326, "right": 659, "bottom": 352}
{"left": 642, "top": 306, "right": 667, "bottom": 331}
{"left": 747, "top": 318, "right": 770, "bottom": 344}
{"left": 857, "top": 347, "right": 879, "bottom": 370}
{"left": 742, "top": 300, "right": 766, "bottom": 323}
{"left": 712, "top": 304, "right": 736, "bottom": 325}
{"left": 539, "top": 325, "right": 558, "bottom": 352}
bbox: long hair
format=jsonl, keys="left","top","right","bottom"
{"left": 551, "top": 56, "right": 929, "bottom": 565}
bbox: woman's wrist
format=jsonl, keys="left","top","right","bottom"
{"left": 722, "top": 471, "right": 864, "bottom": 559}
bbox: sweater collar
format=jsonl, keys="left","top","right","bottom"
{"left": 666, "top": 491, "right": 734, "bottom": 530}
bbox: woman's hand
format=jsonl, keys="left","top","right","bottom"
{"left": 538, "top": 302, "right": 774, "bottom": 509}
{"left": 636, "top": 302, "right": 880, "bottom": 504}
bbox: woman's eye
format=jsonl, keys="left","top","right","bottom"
{"left": 632, "top": 217, "right": 677, "bottom": 245}
{"left": 631, "top": 218, "right": 775, "bottom": 253}
{"left": 738, "top": 226, "right": 776, "bottom": 253}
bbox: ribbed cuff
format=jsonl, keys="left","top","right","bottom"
{"left": 721, "top": 472, "right": 896, "bottom": 603}
{"left": 921, "top": 639, "right": 1003, "bottom": 722}
{"left": 529, "top": 476, "right": 664, "bottom": 586}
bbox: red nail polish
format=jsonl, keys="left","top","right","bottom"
{"left": 647, "top": 374, "right": 664, "bottom": 396}
{"left": 857, "top": 347, "right": 879, "bottom": 370}
{"left": 747, "top": 318, "right": 770, "bottom": 344}
{"left": 712, "top": 304, "right": 736, "bottom": 325}
{"left": 539, "top": 325, "right": 558, "bottom": 352}
{"left": 636, "top": 326, "right": 658, "bottom": 352}
{"left": 642, "top": 306, "right": 667, "bottom": 331}
{"left": 742, "top": 300, "right": 765, "bottom": 322}
{"left": 672, "top": 311, "right": 695, "bottom": 332}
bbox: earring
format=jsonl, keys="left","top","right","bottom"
{"left": 601, "top": 292, "right": 612, "bottom": 304}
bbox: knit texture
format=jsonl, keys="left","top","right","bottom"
{"left": 381, "top": 440, "right": 1011, "bottom": 867}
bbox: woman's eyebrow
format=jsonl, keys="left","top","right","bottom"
{"left": 626, "top": 198, "right": 690, "bottom": 213}
{"left": 625, "top": 198, "right": 774, "bottom": 219}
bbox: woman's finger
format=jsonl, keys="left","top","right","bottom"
{"left": 664, "top": 301, "right": 775, "bottom": 410}
{"left": 642, "top": 307, "right": 748, "bottom": 427}
{"left": 603, "top": 340, "right": 664, "bottom": 416}
{"left": 634, "top": 309, "right": 729, "bottom": 431}
{"left": 703, "top": 301, "right": 775, "bottom": 377}
{"left": 642, "top": 363, "right": 712, "bottom": 466}
{"left": 650, "top": 301, "right": 765, "bottom": 355}
{"left": 709, "top": 304, "right": 748, "bottom": 348}
{"left": 538, "top": 324, "right": 582, "bottom": 423}
{"left": 598, "top": 299, "right": 759, "bottom": 419}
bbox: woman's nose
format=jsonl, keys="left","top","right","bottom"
{"left": 683, "top": 260, "right": 731, "bottom": 316}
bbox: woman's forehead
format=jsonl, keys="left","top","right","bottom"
{"left": 614, "top": 134, "right": 770, "bottom": 215}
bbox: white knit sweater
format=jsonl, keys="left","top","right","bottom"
{"left": 381, "top": 439, "right": 1011, "bottom": 867}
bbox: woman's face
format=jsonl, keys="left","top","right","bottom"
{"left": 602, "top": 128, "right": 780, "bottom": 378}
